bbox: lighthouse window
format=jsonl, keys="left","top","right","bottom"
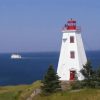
{"left": 70, "top": 36, "right": 74, "bottom": 43}
{"left": 70, "top": 51, "right": 75, "bottom": 58}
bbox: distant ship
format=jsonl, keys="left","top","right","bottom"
{"left": 11, "top": 54, "right": 22, "bottom": 59}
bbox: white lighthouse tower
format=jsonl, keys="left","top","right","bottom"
{"left": 57, "top": 19, "right": 87, "bottom": 81}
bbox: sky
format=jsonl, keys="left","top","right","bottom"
{"left": 0, "top": 0, "right": 100, "bottom": 53}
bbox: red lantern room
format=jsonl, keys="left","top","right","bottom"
{"left": 65, "top": 19, "right": 76, "bottom": 30}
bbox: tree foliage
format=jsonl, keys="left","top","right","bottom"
{"left": 80, "top": 60, "right": 100, "bottom": 88}
{"left": 81, "top": 60, "right": 93, "bottom": 79}
{"left": 41, "top": 65, "right": 61, "bottom": 94}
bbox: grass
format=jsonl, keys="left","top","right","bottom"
{"left": 1, "top": 81, "right": 100, "bottom": 100}
{"left": 34, "top": 89, "right": 100, "bottom": 100}
{"left": 0, "top": 80, "right": 41, "bottom": 100}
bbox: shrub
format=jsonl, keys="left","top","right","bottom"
{"left": 41, "top": 65, "right": 61, "bottom": 95}
{"left": 70, "top": 81, "right": 83, "bottom": 90}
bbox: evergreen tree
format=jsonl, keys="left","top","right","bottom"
{"left": 41, "top": 65, "right": 61, "bottom": 94}
{"left": 80, "top": 60, "right": 95, "bottom": 88}
{"left": 96, "top": 67, "right": 100, "bottom": 79}
{"left": 81, "top": 60, "right": 93, "bottom": 79}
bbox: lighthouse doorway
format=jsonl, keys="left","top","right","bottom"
{"left": 70, "top": 70, "right": 75, "bottom": 80}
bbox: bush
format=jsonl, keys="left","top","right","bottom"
{"left": 41, "top": 65, "right": 61, "bottom": 95}
{"left": 70, "top": 81, "right": 83, "bottom": 90}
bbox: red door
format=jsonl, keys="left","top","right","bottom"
{"left": 70, "top": 71, "right": 75, "bottom": 80}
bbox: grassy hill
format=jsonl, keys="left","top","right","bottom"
{"left": 0, "top": 81, "right": 41, "bottom": 100}
{"left": 0, "top": 81, "right": 100, "bottom": 100}
{"left": 34, "top": 89, "right": 100, "bottom": 100}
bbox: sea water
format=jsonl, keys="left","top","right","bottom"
{"left": 0, "top": 51, "right": 100, "bottom": 86}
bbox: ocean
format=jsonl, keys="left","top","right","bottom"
{"left": 0, "top": 51, "right": 100, "bottom": 86}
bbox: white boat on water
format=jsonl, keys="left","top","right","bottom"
{"left": 11, "top": 54, "right": 22, "bottom": 59}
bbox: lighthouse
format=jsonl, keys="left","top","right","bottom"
{"left": 57, "top": 19, "right": 87, "bottom": 81}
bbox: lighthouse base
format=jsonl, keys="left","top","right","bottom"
{"left": 58, "top": 69, "right": 84, "bottom": 81}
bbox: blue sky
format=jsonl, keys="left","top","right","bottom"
{"left": 0, "top": 0, "right": 100, "bottom": 52}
